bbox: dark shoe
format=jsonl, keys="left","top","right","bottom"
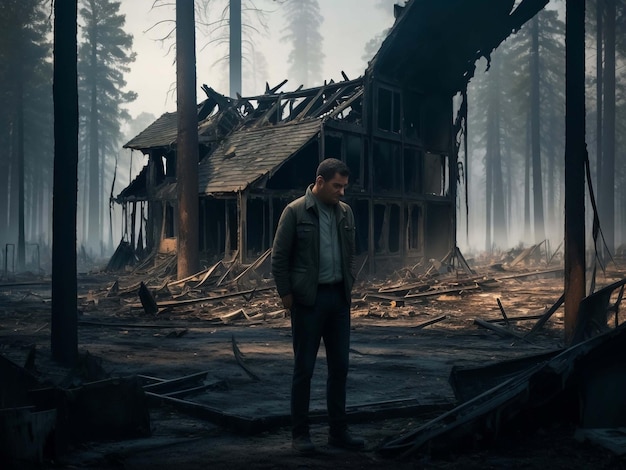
{"left": 292, "top": 434, "right": 316, "bottom": 454}
{"left": 328, "top": 430, "right": 365, "bottom": 450}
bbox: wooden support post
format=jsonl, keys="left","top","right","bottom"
{"left": 238, "top": 191, "right": 247, "bottom": 264}
{"left": 368, "top": 199, "right": 375, "bottom": 274}
{"left": 224, "top": 201, "right": 231, "bottom": 257}
{"left": 130, "top": 202, "right": 137, "bottom": 251}
{"left": 269, "top": 198, "right": 274, "bottom": 249}
{"left": 262, "top": 199, "right": 267, "bottom": 251}
{"left": 201, "top": 198, "right": 207, "bottom": 252}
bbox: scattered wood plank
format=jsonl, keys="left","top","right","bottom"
{"left": 377, "top": 280, "right": 429, "bottom": 295}
{"left": 142, "top": 371, "right": 208, "bottom": 394}
{"left": 496, "top": 298, "right": 510, "bottom": 326}
{"left": 508, "top": 241, "right": 544, "bottom": 267}
{"left": 0, "top": 281, "right": 51, "bottom": 289}
{"left": 473, "top": 318, "right": 525, "bottom": 339}
{"left": 231, "top": 335, "right": 261, "bottom": 381}
{"left": 220, "top": 309, "right": 246, "bottom": 323}
{"left": 127, "top": 286, "right": 275, "bottom": 311}
{"left": 493, "top": 267, "right": 563, "bottom": 281}
{"left": 410, "top": 315, "right": 446, "bottom": 330}
{"left": 404, "top": 284, "right": 480, "bottom": 299}
{"left": 215, "top": 255, "right": 239, "bottom": 287}
{"left": 226, "top": 248, "right": 272, "bottom": 287}
{"left": 167, "top": 262, "right": 219, "bottom": 287}
{"left": 485, "top": 314, "right": 545, "bottom": 323}
{"left": 364, "top": 293, "right": 406, "bottom": 304}
{"left": 523, "top": 293, "right": 565, "bottom": 338}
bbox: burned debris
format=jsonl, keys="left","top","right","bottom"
{"left": 2, "top": 240, "right": 626, "bottom": 465}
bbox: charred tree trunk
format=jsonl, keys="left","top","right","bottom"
{"left": 600, "top": 0, "right": 615, "bottom": 256}
{"left": 52, "top": 0, "right": 79, "bottom": 365}
{"left": 176, "top": 0, "right": 200, "bottom": 279}
{"left": 485, "top": 139, "right": 493, "bottom": 252}
{"left": 595, "top": 0, "right": 603, "bottom": 192}
{"left": 230, "top": 0, "right": 242, "bottom": 97}
{"left": 490, "top": 58, "right": 507, "bottom": 249}
{"left": 546, "top": 112, "right": 557, "bottom": 238}
{"left": 524, "top": 114, "right": 531, "bottom": 241}
{"left": 88, "top": 16, "right": 100, "bottom": 256}
{"left": 0, "top": 132, "right": 8, "bottom": 244}
{"left": 9, "top": 116, "right": 19, "bottom": 248}
{"left": 564, "top": 0, "right": 586, "bottom": 345}
{"left": 530, "top": 16, "right": 545, "bottom": 244}
{"left": 16, "top": 68, "right": 25, "bottom": 270}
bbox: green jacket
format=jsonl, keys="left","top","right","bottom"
{"left": 271, "top": 185, "right": 356, "bottom": 307}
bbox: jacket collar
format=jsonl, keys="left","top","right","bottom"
{"left": 305, "top": 184, "right": 347, "bottom": 221}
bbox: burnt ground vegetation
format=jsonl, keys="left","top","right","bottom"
{"left": 1, "top": 251, "right": 626, "bottom": 469}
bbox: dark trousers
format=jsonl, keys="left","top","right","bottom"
{"left": 290, "top": 283, "right": 350, "bottom": 438}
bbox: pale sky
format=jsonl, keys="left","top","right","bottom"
{"left": 117, "top": 0, "right": 396, "bottom": 119}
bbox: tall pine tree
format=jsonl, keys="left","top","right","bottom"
{"left": 78, "top": 0, "right": 136, "bottom": 255}
{"left": 282, "top": 0, "right": 324, "bottom": 87}
{"left": 0, "top": 0, "right": 52, "bottom": 269}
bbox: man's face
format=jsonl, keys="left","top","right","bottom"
{"left": 316, "top": 172, "right": 349, "bottom": 205}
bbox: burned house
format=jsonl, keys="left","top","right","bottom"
{"left": 118, "top": 0, "right": 547, "bottom": 271}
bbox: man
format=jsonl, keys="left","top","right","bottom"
{"left": 271, "top": 158, "right": 365, "bottom": 454}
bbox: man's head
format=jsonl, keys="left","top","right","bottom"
{"left": 312, "top": 158, "right": 350, "bottom": 205}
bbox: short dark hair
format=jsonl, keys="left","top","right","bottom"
{"left": 316, "top": 158, "right": 350, "bottom": 181}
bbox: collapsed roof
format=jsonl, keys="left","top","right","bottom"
{"left": 120, "top": 0, "right": 548, "bottom": 200}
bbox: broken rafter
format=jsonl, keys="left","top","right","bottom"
{"left": 308, "top": 84, "right": 357, "bottom": 119}
{"left": 243, "top": 77, "right": 362, "bottom": 102}
{"left": 327, "top": 88, "right": 364, "bottom": 119}
{"left": 265, "top": 79, "right": 288, "bottom": 95}
{"left": 293, "top": 86, "right": 326, "bottom": 121}
{"left": 254, "top": 94, "right": 283, "bottom": 128}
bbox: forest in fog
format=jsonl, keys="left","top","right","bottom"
{"left": 0, "top": 0, "right": 625, "bottom": 272}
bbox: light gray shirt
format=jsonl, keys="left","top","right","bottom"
{"left": 316, "top": 199, "right": 343, "bottom": 284}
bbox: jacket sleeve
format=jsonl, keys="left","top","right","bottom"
{"left": 271, "top": 204, "right": 296, "bottom": 298}
{"left": 347, "top": 206, "right": 356, "bottom": 278}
